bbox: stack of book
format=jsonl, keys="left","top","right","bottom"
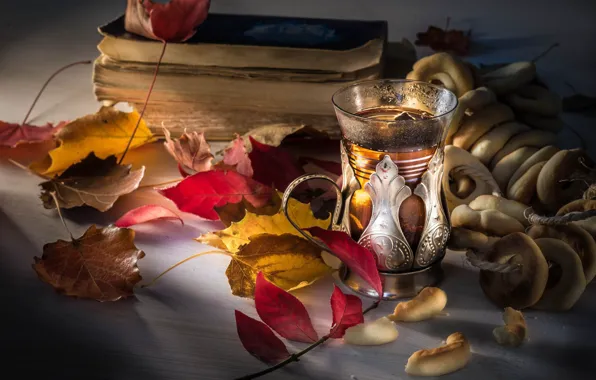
{"left": 93, "top": 13, "right": 392, "bottom": 139}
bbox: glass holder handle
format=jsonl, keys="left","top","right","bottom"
{"left": 281, "top": 174, "right": 343, "bottom": 252}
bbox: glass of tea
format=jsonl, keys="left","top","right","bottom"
{"left": 283, "top": 79, "right": 458, "bottom": 299}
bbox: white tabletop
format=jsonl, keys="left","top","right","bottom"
{"left": 1, "top": 1, "right": 596, "bottom": 379}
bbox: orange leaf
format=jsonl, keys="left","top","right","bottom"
{"left": 33, "top": 225, "right": 145, "bottom": 301}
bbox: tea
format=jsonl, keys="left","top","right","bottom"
{"left": 346, "top": 106, "right": 437, "bottom": 251}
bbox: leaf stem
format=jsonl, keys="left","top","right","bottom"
{"left": 49, "top": 191, "right": 75, "bottom": 241}
{"left": 138, "top": 178, "right": 182, "bottom": 189}
{"left": 532, "top": 42, "right": 559, "bottom": 63}
{"left": 235, "top": 299, "right": 381, "bottom": 380}
{"left": 22, "top": 60, "right": 92, "bottom": 125}
{"left": 7, "top": 159, "right": 50, "bottom": 180}
{"left": 139, "top": 249, "right": 229, "bottom": 288}
{"left": 119, "top": 41, "right": 167, "bottom": 165}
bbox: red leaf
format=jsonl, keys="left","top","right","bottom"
{"left": 158, "top": 170, "right": 271, "bottom": 220}
{"left": 222, "top": 135, "right": 253, "bottom": 177}
{"left": 254, "top": 272, "right": 318, "bottom": 343}
{"left": 115, "top": 204, "right": 183, "bottom": 227}
{"left": 0, "top": 121, "right": 66, "bottom": 147}
{"left": 248, "top": 136, "right": 305, "bottom": 191}
{"left": 329, "top": 285, "right": 363, "bottom": 338}
{"left": 299, "top": 157, "right": 342, "bottom": 177}
{"left": 235, "top": 310, "right": 290, "bottom": 365}
{"left": 306, "top": 227, "right": 383, "bottom": 298}
{"left": 415, "top": 24, "right": 471, "bottom": 56}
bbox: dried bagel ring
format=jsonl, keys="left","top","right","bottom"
{"left": 537, "top": 149, "right": 595, "bottom": 212}
{"left": 459, "top": 87, "right": 497, "bottom": 112}
{"left": 406, "top": 52, "right": 474, "bottom": 97}
{"left": 505, "top": 84, "right": 562, "bottom": 117}
{"left": 479, "top": 232, "right": 548, "bottom": 309}
{"left": 489, "top": 130, "right": 557, "bottom": 169}
{"left": 492, "top": 147, "right": 539, "bottom": 191}
{"left": 519, "top": 114, "right": 564, "bottom": 133}
{"left": 507, "top": 161, "right": 546, "bottom": 205}
{"left": 469, "top": 194, "right": 530, "bottom": 226}
{"left": 443, "top": 145, "right": 501, "bottom": 212}
{"left": 507, "top": 146, "right": 560, "bottom": 196}
{"left": 482, "top": 62, "right": 536, "bottom": 95}
{"left": 557, "top": 200, "right": 596, "bottom": 240}
{"left": 532, "top": 238, "right": 586, "bottom": 311}
{"left": 470, "top": 121, "right": 530, "bottom": 166}
{"left": 448, "top": 227, "right": 500, "bottom": 251}
{"left": 453, "top": 103, "right": 515, "bottom": 151}
{"left": 527, "top": 224, "right": 596, "bottom": 283}
{"left": 451, "top": 205, "right": 525, "bottom": 236}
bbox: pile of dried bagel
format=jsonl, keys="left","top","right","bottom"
{"left": 406, "top": 52, "right": 596, "bottom": 311}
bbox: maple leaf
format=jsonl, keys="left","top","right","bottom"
{"left": 197, "top": 196, "right": 330, "bottom": 253}
{"left": 115, "top": 204, "right": 183, "bottom": 227}
{"left": 159, "top": 170, "right": 272, "bottom": 220}
{"left": 30, "top": 107, "right": 154, "bottom": 175}
{"left": 225, "top": 234, "right": 332, "bottom": 298}
{"left": 39, "top": 153, "right": 145, "bottom": 212}
{"left": 214, "top": 191, "right": 282, "bottom": 227}
{"left": 415, "top": 19, "right": 471, "bottom": 56}
{"left": 329, "top": 285, "right": 364, "bottom": 338}
{"left": 249, "top": 136, "right": 306, "bottom": 191}
{"left": 33, "top": 225, "right": 145, "bottom": 301}
{"left": 125, "top": 0, "right": 210, "bottom": 42}
{"left": 0, "top": 121, "right": 66, "bottom": 148}
{"left": 255, "top": 272, "right": 318, "bottom": 343}
{"left": 235, "top": 310, "right": 290, "bottom": 365}
{"left": 219, "top": 135, "right": 253, "bottom": 177}
{"left": 306, "top": 227, "right": 383, "bottom": 298}
{"left": 163, "top": 128, "right": 213, "bottom": 177}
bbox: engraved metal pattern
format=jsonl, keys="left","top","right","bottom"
{"left": 338, "top": 141, "right": 361, "bottom": 234}
{"left": 357, "top": 156, "right": 413, "bottom": 271}
{"left": 413, "top": 149, "right": 450, "bottom": 268}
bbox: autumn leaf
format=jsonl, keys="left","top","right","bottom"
{"left": 33, "top": 225, "right": 145, "bottom": 301}
{"left": 115, "top": 204, "right": 183, "bottom": 227}
{"left": 235, "top": 310, "right": 290, "bottom": 365}
{"left": 249, "top": 136, "right": 306, "bottom": 191}
{"left": 329, "top": 285, "right": 363, "bottom": 338}
{"left": 197, "top": 196, "right": 330, "bottom": 253}
{"left": 214, "top": 191, "right": 282, "bottom": 227}
{"left": 306, "top": 227, "right": 383, "bottom": 298}
{"left": 30, "top": 107, "right": 154, "bottom": 175}
{"left": 163, "top": 128, "right": 213, "bottom": 177}
{"left": 219, "top": 135, "right": 253, "bottom": 177}
{"left": 225, "top": 234, "right": 332, "bottom": 298}
{"left": 39, "top": 153, "right": 145, "bottom": 212}
{"left": 0, "top": 121, "right": 66, "bottom": 148}
{"left": 255, "top": 272, "right": 318, "bottom": 343}
{"left": 415, "top": 19, "right": 471, "bottom": 56}
{"left": 299, "top": 156, "right": 342, "bottom": 177}
{"left": 159, "top": 170, "right": 272, "bottom": 220}
{"left": 125, "top": 0, "right": 210, "bottom": 42}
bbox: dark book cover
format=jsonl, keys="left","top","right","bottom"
{"left": 101, "top": 13, "right": 388, "bottom": 51}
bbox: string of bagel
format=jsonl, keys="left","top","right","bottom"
{"left": 406, "top": 51, "right": 596, "bottom": 311}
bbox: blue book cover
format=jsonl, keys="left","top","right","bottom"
{"left": 103, "top": 13, "right": 388, "bottom": 51}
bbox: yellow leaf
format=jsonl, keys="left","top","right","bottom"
{"left": 31, "top": 107, "right": 155, "bottom": 175}
{"left": 226, "top": 233, "right": 332, "bottom": 297}
{"left": 197, "top": 196, "right": 330, "bottom": 253}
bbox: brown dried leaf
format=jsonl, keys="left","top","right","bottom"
{"left": 40, "top": 152, "right": 145, "bottom": 212}
{"left": 415, "top": 23, "right": 471, "bottom": 56}
{"left": 33, "top": 225, "right": 145, "bottom": 301}
{"left": 225, "top": 234, "right": 332, "bottom": 298}
{"left": 163, "top": 128, "right": 213, "bottom": 175}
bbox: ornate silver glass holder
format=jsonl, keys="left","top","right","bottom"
{"left": 282, "top": 79, "right": 457, "bottom": 300}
